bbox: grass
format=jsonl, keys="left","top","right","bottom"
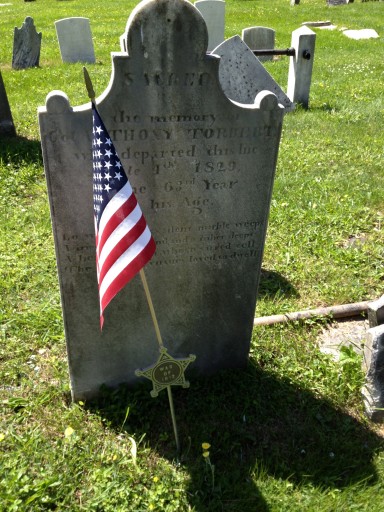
{"left": 1, "top": 0, "right": 384, "bottom": 510}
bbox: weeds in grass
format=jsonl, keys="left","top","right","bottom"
{"left": 0, "top": 0, "right": 383, "bottom": 510}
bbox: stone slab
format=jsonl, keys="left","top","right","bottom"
{"left": 12, "top": 17, "right": 42, "bottom": 70}
{"left": 194, "top": 0, "right": 225, "bottom": 52}
{"left": 362, "top": 324, "right": 384, "bottom": 422}
{"left": 55, "top": 17, "right": 95, "bottom": 63}
{"left": 0, "top": 70, "right": 16, "bottom": 136}
{"left": 242, "top": 26, "right": 275, "bottom": 62}
{"left": 39, "top": 0, "right": 284, "bottom": 400}
{"left": 368, "top": 295, "right": 384, "bottom": 328}
{"left": 212, "top": 35, "right": 294, "bottom": 111}
{"left": 343, "top": 29, "right": 379, "bottom": 39}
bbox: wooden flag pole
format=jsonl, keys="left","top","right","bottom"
{"left": 83, "top": 67, "right": 181, "bottom": 454}
{"left": 139, "top": 268, "right": 181, "bottom": 453}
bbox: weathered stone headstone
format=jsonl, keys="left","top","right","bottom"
{"left": 362, "top": 324, "right": 384, "bottom": 422}
{"left": 195, "top": 0, "right": 225, "bottom": 52}
{"left": 55, "top": 17, "right": 95, "bottom": 64}
{"left": 368, "top": 295, "right": 384, "bottom": 328}
{"left": 212, "top": 35, "right": 294, "bottom": 111}
{"left": 39, "top": 0, "right": 284, "bottom": 400}
{"left": 12, "top": 17, "right": 42, "bottom": 70}
{"left": 242, "top": 27, "right": 275, "bottom": 62}
{"left": 287, "top": 26, "right": 316, "bottom": 109}
{"left": 0, "top": 70, "right": 16, "bottom": 136}
{"left": 290, "top": 0, "right": 300, "bottom": 5}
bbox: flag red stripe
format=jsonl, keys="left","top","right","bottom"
{"left": 100, "top": 236, "right": 156, "bottom": 313}
{"left": 97, "top": 193, "right": 137, "bottom": 256}
{"left": 97, "top": 214, "right": 148, "bottom": 285}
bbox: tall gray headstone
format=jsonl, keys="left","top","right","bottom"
{"left": 212, "top": 35, "right": 294, "bottom": 111}
{"left": 242, "top": 27, "right": 275, "bottom": 62}
{"left": 195, "top": 0, "right": 225, "bottom": 52}
{"left": 39, "top": 0, "right": 284, "bottom": 400}
{"left": 12, "top": 17, "right": 42, "bottom": 70}
{"left": 0, "top": 70, "right": 16, "bottom": 136}
{"left": 55, "top": 17, "right": 95, "bottom": 64}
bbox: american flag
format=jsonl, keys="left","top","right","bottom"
{"left": 92, "top": 104, "right": 156, "bottom": 328}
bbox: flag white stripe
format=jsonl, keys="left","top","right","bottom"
{"left": 98, "top": 202, "right": 143, "bottom": 269}
{"left": 98, "top": 181, "right": 133, "bottom": 235}
{"left": 99, "top": 226, "right": 153, "bottom": 299}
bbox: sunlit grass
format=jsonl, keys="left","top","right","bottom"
{"left": 1, "top": 0, "right": 383, "bottom": 510}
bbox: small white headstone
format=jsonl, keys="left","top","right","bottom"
{"left": 195, "top": 0, "right": 225, "bottom": 52}
{"left": 242, "top": 26, "right": 275, "bottom": 62}
{"left": 55, "top": 17, "right": 95, "bottom": 63}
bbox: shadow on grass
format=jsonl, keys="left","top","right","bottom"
{"left": 89, "top": 362, "right": 383, "bottom": 511}
{"left": 0, "top": 135, "right": 42, "bottom": 165}
{"left": 258, "top": 268, "right": 298, "bottom": 300}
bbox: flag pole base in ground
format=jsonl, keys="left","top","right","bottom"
{"left": 135, "top": 347, "right": 196, "bottom": 454}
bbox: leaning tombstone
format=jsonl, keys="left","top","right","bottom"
{"left": 212, "top": 35, "right": 294, "bottom": 111}
{"left": 39, "top": 0, "right": 285, "bottom": 401}
{"left": 287, "top": 25, "right": 316, "bottom": 108}
{"left": 0, "top": 70, "right": 16, "bottom": 136}
{"left": 194, "top": 0, "right": 225, "bottom": 52}
{"left": 55, "top": 17, "right": 96, "bottom": 64}
{"left": 242, "top": 27, "right": 275, "bottom": 62}
{"left": 12, "top": 17, "right": 42, "bottom": 70}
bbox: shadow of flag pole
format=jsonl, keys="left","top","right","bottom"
{"left": 83, "top": 67, "right": 196, "bottom": 455}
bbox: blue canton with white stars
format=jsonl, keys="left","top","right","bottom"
{"left": 92, "top": 105, "right": 128, "bottom": 229}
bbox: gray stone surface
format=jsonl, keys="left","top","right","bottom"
{"left": 55, "top": 17, "right": 95, "bottom": 64}
{"left": 194, "top": 0, "right": 225, "bottom": 52}
{"left": 12, "top": 17, "right": 41, "bottom": 70}
{"left": 242, "top": 26, "right": 275, "bottom": 62}
{"left": 368, "top": 295, "right": 384, "bottom": 328}
{"left": 0, "top": 70, "right": 16, "bottom": 136}
{"left": 287, "top": 25, "right": 316, "bottom": 109}
{"left": 39, "top": 0, "right": 284, "bottom": 400}
{"left": 362, "top": 325, "right": 384, "bottom": 422}
{"left": 343, "top": 29, "right": 379, "bottom": 39}
{"left": 212, "top": 36, "right": 294, "bottom": 111}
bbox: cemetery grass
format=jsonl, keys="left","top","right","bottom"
{"left": 1, "top": 0, "right": 384, "bottom": 510}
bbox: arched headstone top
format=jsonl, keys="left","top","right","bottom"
{"left": 124, "top": 0, "right": 209, "bottom": 62}
{"left": 45, "top": 91, "right": 73, "bottom": 114}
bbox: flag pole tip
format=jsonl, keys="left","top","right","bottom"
{"left": 83, "top": 67, "right": 96, "bottom": 102}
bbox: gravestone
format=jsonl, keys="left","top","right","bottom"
{"left": 55, "top": 17, "right": 95, "bottom": 64}
{"left": 194, "top": 0, "right": 225, "bottom": 52}
{"left": 12, "top": 17, "right": 42, "bottom": 70}
{"left": 39, "top": 0, "right": 284, "bottom": 400}
{"left": 343, "top": 29, "right": 379, "bottom": 39}
{"left": 212, "top": 35, "right": 294, "bottom": 111}
{"left": 0, "top": 70, "right": 16, "bottom": 136}
{"left": 242, "top": 27, "right": 275, "bottom": 62}
{"left": 327, "top": 0, "right": 352, "bottom": 4}
{"left": 362, "top": 324, "right": 384, "bottom": 422}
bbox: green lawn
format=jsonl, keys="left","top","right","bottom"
{"left": 1, "top": 0, "right": 384, "bottom": 510}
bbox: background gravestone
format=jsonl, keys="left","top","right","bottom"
{"left": 242, "top": 27, "right": 275, "bottom": 62}
{"left": 12, "top": 16, "right": 42, "bottom": 70}
{"left": 213, "top": 35, "right": 294, "bottom": 111}
{"left": 0, "top": 70, "right": 16, "bottom": 136}
{"left": 195, "top": 0, "right": 225, "bottom": 52}
{"left": 39, "top": 0, "right": 284, "bottom": 400}
{"left": 55, "top": 17, "right": 95, "bottom": 63}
